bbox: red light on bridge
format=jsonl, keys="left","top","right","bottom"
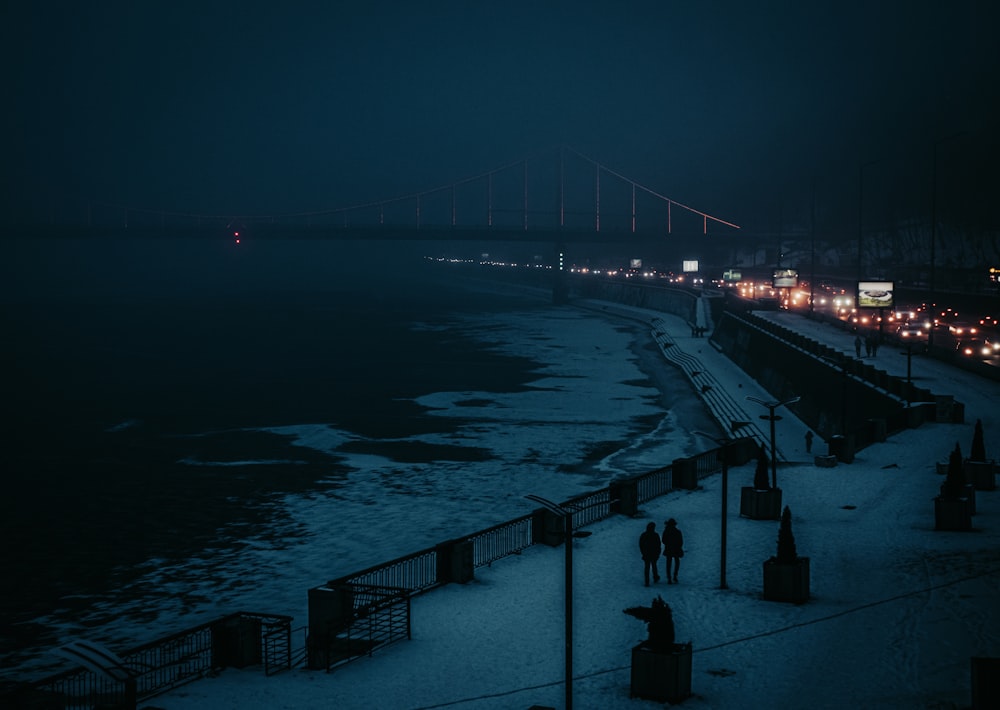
{"left": 234, "top": 231, "right": 241, "bottom": 244}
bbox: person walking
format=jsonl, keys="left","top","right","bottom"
{"left": 662, "top": 518, "right": 684, "bottom": 584}
{"left": 805, "top": 430, "right": 814, "bottom": 453}
{"left": 639, "top": 522, "right": 662, "bottom": 586}
{"left": 854, "top": 334, "right": 862, "bottom": 358}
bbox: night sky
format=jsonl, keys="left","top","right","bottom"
{"left": 3, "top": 1, "right": 998, "bottom": 234}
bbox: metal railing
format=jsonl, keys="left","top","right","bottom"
{"left": 467, "top": 514, "right": 534, "bottom": 568}
{"left": 562, "top": 487, "right": 613, "bottom": 529}
{"left": 332, "top": 547, "right": 438, "bottom": 594}
{"left": 25, "top": 447, "right": 738, "bottom": 701}
{"left": 318, "top": 585, "right": 412, "bottom": 672}
{"left": 25, "top": 612, "right": 292, "bottom": 708}
{"left": 634, "top": 464, "right": 674, "bottom": 503}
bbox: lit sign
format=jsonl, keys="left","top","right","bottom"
{"left": 682, "top": 260, "right": 699, "bottom": 273}
{"left": 857, "top": 281, "right": 894, "bottom": 309}
{"left": 773, "top": 269, "right": 798, "bottom": 288}
{"left": 722, "top": 269, "right": 742, "bottom": 282}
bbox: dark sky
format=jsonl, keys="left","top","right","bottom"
{"left": 3, "top": 1, "right": 998, "bottom": 233}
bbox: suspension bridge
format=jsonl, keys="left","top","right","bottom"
{"left": 10, "top": 147, "right": 740, "bottom": 245}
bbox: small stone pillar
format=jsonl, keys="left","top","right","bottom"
{"left": 671, "top": 457, "right": 698, "bottom": 490}
{"left": 436, "top": 538, "right": 475, "bottom": 584}
{"left": 609, "top": 478, "right": 639, "bottom": 516}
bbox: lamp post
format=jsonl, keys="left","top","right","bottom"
{"left": 809, "top": 179, "right": 816, "bottom": 318}
{"left": 900, "top": 343, "right": 919, "bottom": 408}
{"left": 524, "top": 494, "right": 594, "bottom": 710}
{"left": 694, "top": 431, "right": 734, "bottom": 589}
{"left": 746, "top": 396, "right": 800, "bottom": 489}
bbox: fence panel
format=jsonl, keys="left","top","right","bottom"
{"left": 468, "top": 515, "right": 534, "bottom": 568}
{"left": 337, "top": 549, "right": 438, "bottom": 593}
{"left": 635, "top": 465, "right": 674, "bottom": 503}
{"left": 27, "top": 612, "right": 292, "bottom": 707}
{"left": 320, "top": 585, "right": 412, "bottom": 672}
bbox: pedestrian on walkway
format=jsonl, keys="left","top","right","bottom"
{"left": 854, "top": 335, "right": 862, "bottom": 358}
{"left": 661, "top": 518, "right": 684, "bottom": 584}
{"left": 639, "top": 522, "right": 661, "bottom": 586}
{"left": 805, "top": 430, "right": 814, "bottom": 453}
{"left": 864, "top": 333, "right": 873, "bottom": 357}
{"left": 871, "top": 333, "right": 880, "bottom": 357}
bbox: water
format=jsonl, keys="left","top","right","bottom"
{"left": 0, "top": 237, "right": 710, "bottom": 680}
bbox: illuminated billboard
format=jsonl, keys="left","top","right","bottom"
{"left": 682, "top": 260, "right": 699, "bottom": 273}
{"left": 722, "top": 269, "right": 742, "bottom": 283}
{"left": 773, "top": 268, "right": 798, "bottom": 288}
{"left": 630, "top": 258, "right": 642, "bottom": 269}
{"left": 857, "top": 281, "right": 894, "bottom": 309}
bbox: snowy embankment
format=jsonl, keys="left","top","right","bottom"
{"left": 158, "top": 307, "right": 1000, "bottom": 709}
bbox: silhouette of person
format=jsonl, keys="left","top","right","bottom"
{"left": 854, "top": 335, "right": 862, "bottom": 358}
{"left": 662, "top": 518, "right": 684, "bottom": 584}
{"left": 639, "top": 522, "right": 662, "bottom": 586}
{"left": 864, "top": 333, "right": 872, "bottom": 357}
{"left": 805, "top": 430, "right": 814, "bottom": 453}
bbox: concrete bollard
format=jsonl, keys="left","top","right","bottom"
{"left": 671, "top": 457, "right": 698, "bottom": 490}
{"left": 610, "top": 478, "right": 639, "bottom": 516}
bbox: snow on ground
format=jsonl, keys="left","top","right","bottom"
{"left": 153, "top": 305, "right": 1000, "bottom": 709}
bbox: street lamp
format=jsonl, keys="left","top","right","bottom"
{"left": 693, "top": 431, "right": 735, "bottom": 590}
{"left": 809, "top": 179, "right": 816, "bottom": 318}
{"left": 524, "top": 494, "right": 594, "bottom": 710}
{"left": 746, "top": 396, "right": 800, "bottom": 488}
{"left": 899, "top": 343, "right": 920, "bottom": 408}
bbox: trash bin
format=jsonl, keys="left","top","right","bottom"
{"left": 866, "top": 418, "right": 887, "bottom": 443}
{"left": 828, "top": 434, "right": 855, "bottom": 464}
{"left": 211, "top": 615, "right": 262, "bottom": 669}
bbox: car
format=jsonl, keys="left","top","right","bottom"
{"left": 955, "top": 337, "right": 1000, "bottom": 359}
{"left": 896, "top": 322, "right": 929, "bottom": 340}
{"left": 948, "top": 321, "right": 980, "bottom": 338}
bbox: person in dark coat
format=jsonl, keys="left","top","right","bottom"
{"left": 639, "top": 522, "right": 662, "bottom": 586}
{"left": 662, "top": 518, "right": 684, "bottom": 584}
